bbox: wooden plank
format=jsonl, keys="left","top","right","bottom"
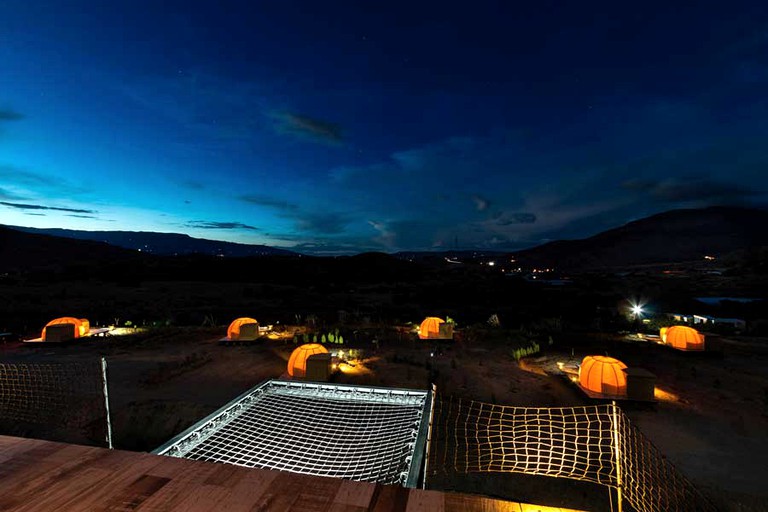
{"left": 219, "top": 467, "right": 280, "bottom": 511}
{"left": 405, "top": 489, "right": 445, "bottom": 512}
{"left": 445, "top": 493, "right": 521, "bottom": 512}
{"left": 97, "top": 474, "right": 172, "bottom": 511}
{"left": 245, "top": 470, "right": 341, "bottom": 512}
{"left": 287, "top": 472, "right": 344, "bottom": 512}
{"left": 135, "top": 457, "right": 225, "bottom": 511}
{"left": 330, "top": 479, "right": 376, "bottom": 508}
{"left": 0, "top": 436, "right": 553, "bottom": 512}
{"left": 369, "top": 484, "right": 410, "bottom": 512}
{"left": 16, "top": 467, "right": 112, "bottom": 512}
{"left": 0, "top": 442, "right": 105, "bottom": 510}
{"left": 164, "top": 483, "right": 235, "bottom": 512}
{"left": 203, "top": 460, "right": 249, "bottom": 488}
{"left": 37, "top": 449, "right": 173, "bottom": 511}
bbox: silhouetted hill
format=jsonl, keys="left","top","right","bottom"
{"left": 4, "top": 226, "right": 296, "bottom": 257}
{"left": 513, "top": 206, "right": 768, "bottom": 270}
{"left": 0, "top": 225, "right": 144, "bottom": 273}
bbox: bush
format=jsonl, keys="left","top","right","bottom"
{"left": 512, "top": 341, "right": 541, "bottom": 361}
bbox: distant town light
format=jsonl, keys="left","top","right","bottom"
{"left": 631, "top": 304, "right": 644, "bottom": 317}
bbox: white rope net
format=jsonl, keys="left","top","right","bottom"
{"left": 428, "top": 397, "right": 717, "bottom": 512}
{"left": 156, "top": 381, "right": 429, "bottom": 486}
{"left": 0, "top": 360, "right": 108, "bottom": 446}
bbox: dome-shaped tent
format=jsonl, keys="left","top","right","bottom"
{"left": 42, "top": 317, "right": 88, "bottom": 341}
{"left": 579, "top": 355, "right": 627, "bottom": 396}
{"left": 287, "top": 344, "right": 328, "bottom": 378}
{"left": 419, "top": 317, "right": 453, "bottom": 339}
{"left": 665, "top": 325, "right": 704, "bottom": 351}
{"left": 227, "top": 317, "right": 259, "bottom": 341}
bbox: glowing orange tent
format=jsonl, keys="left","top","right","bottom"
{"left": 287, "top": 344, "right": 328, "bottom": 378}
{"left": 227, "top": 317, "right": 259, "bottom": 340}
{"left": 665, "top": 325, "right": 705, "bottom": 351}
{"left": 579, "top": 355, "right": 627, "bottom": 396}
{"left": 419, "top": 317, "right": 445, "bottom": 339}
{"left": 42, "top": 317, "right": 88, "bottom": 341}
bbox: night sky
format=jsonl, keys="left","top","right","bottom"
{"left": 1, "top": 1, "right": 767, "bottom": 253}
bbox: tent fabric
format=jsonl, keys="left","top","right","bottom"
{"left": 227, "top": 317, "right": 259, "bottom": 340}
{"left": 419, "top": 317, "right": 445, "bottom": 339}
{"left": 42, "top": 317, "right": 87, "bottom": 340}
{"left": 287, "top": 344, "right": 329, "bottom": 378}
{"left": 660, "top": 327, "right": 668, "bottom": 343}
{"left": 665, "top": 325, "right": 705, "bottom": 351}
{"left": 579, "top": 355, "right": 628, "bottom": 396}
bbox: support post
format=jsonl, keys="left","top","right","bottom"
{"left": 611, "top": 401, "right": 623, "bottom": 512}
{"left": 101, "top": 357, "right": 113, "bottom": 449}
{"left": 422, "top": 383, "right": 437, "bottom": 489}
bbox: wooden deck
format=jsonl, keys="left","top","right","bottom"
{"left": 0, "top": 435, "right": 583, "bottom": 512}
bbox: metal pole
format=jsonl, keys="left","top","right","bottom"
{"left": 611, "top": 401, "right": 623, "bottom": 512}
{"left": 422, "top": 383, "right": 437, "bottom": 489}
{"left": 101, "top": 357, "right": 113, "bottom": 449}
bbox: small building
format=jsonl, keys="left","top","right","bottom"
{"left": 664, "top": 325, "right": 705, "bottom": 351}
{"left": 418, "top": 317, "right": 453, "bottom": 340}
{"left": 287, "top": 344, "right": 330, "bottom": 380}
{"left": 693, "top": 315, "right": 746, "bottom": 330}
{"left": 41, "top": 317, "right": 89, "bottom": 342}
{"left": 667, "top": 313, "right": 694, "bottom": 324}
{"left": 226, "top": 317, "right": 259, "bottom": 341}
{"left": 579, "top": 355, "right": 627, "bottom": 397}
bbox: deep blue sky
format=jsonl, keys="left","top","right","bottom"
{"left": 1, "top": 1, "right": 767, "bottom": 253}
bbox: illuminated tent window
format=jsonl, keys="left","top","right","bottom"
{"left": 419, "top": 317, "right": 452, "bottom": 339}
{"left": 287, "top": 343, "right": 328, "bottom": 377}
{"left": 579, "top": 355, "right": 627, "bottom": 396}
{"left": 665, "top": 325, "right": 705, "bottom": 351}
{"left": 42, "top": 317, "right": 88, "bottom": 341}
{"left": 660, "top": 327, "right": 668, "bottom": 343}
{"left": 226, "top": 317, "right": 259, "bottom": 341}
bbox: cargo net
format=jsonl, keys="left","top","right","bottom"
{"left": 0, "top": 361, "right": 108, "bottom": 446}
{"left": 428, "top": 396, "right": 716, "bottom": 512}
{"left": 157, "top": 381, "right": 429, "bottom": 486}
{"left": 615, "top": 412, "right": 716, "bottom": 512}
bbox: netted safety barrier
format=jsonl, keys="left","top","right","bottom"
{"left": 0, "top": 359, "right": 111, "bottom": 447}
{"left": 154, "top": 380, "right": 430, "bottom": 486}
{"left": 428, "top": 396, "right": 717, "bottom": 512}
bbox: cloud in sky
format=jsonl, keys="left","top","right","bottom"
{"left": 471, "top": 194, "right": 490, "bottom": 211}
{"left": 623, "top": 177, "right": 764, "bottom": 204}
{"left": 0, "top": 201, "right": 97, "bottom": 214}
{"left": 178, "top": 179, "right": 206, "bottom": 190}
{"left": 0, "top": 109, "right": 24, "bottom": 122}
{"left": 0, "top": 165, "right": 90, "bottom": 198}
{"left": 493, "top": 211, "right": 537, "bottom": 225}
{"left": 239, "top": 194, "right": 299, "bottom": 212}
{"left": 0, "top": 187, "right": 24, "bottom": 201}
{"left": 185, "top": 220, "right": 260, "bottom": 231}
{"left": 294, "top": 212, "right": 349, "bottom": 234}
{"left": 272, "top": 112, "right": 343, "bottom": 145}
{"left": 239, "top": 193, "right": 350, "bottom": 235}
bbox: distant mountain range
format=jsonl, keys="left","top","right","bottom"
{"left": 0, "top": 225, "right": 142, "bottom": 272}
{"left": 512, "top": 206, "right": 768, "bottom": 270}
{"left": 3, "top": 226, "right": 296, "bottom": 257}
{"left": 3, "top": 206, "right": 768, "bottom": 271}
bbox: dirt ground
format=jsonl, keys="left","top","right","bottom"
{"left": 1, "top": 327, "right": 767, "bottom": 511}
